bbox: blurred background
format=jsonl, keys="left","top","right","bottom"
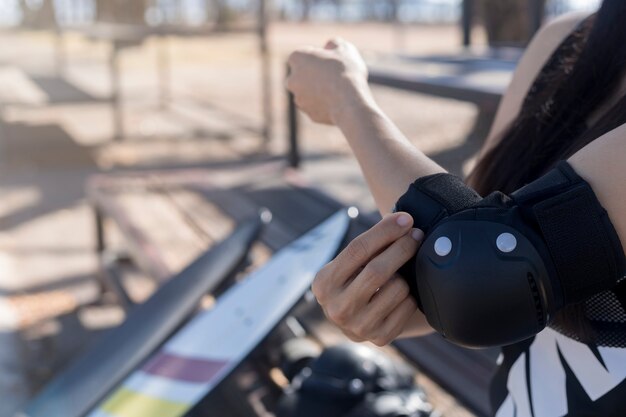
{"left": 0, "top": 1, "right": 601, "bottom": 416}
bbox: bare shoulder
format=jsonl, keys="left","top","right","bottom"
{"left": 569, "top": 123, "right": 626, "bottom": 250}
{"left": 481, "top": 11, "right": 593, "bottom": 153}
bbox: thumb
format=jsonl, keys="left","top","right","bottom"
{"left": 324, "top": 37, "right": 343, "bottom": 50}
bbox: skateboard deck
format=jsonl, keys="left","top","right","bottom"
{"left": 87, "top": 210, "right": 350, "bottom": 417}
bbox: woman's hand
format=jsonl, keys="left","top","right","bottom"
{"left": 312, "top": 212, "right": 424, "bottom": 346}
{"left": 286, "top": 38, "right": 373, "bottom": 125}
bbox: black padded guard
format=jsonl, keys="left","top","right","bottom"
{"left": 511, "top": 161, "right": 626, "bottom": 304}
{"left": 395, "top": 161, "right": 626, "bottom": 306}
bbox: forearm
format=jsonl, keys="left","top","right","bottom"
{"left": 334, "top": 86, "right": 445, "bottom": 214}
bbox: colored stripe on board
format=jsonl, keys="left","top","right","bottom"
{"left": 142, "top": 352, "right": 228, "bottom": 383}
{"left": 88, "top": 410, "right": 117, "bottom": 417}
{"left": 123, "top": 371, "right": 207, "bottom": 404}
{"left": 100, "top": 388, "right": 188, "bottom": 417}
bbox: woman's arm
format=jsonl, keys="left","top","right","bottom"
{"left": 288, "top": 40, "right": 442, "bottom": 339}
{"left": 287, "top": 14, "right": 590, "bottom": 212}
{"left": 311, "top": 126, "right": 625, "bottom": 346}
{"left": 334, "top": 101, "right": 446, "bottom": 213}
{"left": 287, "top": 39, "right": 445, "bottom": 214}
{"left": 289, "top": 21, "right": 623, "bottom": 346}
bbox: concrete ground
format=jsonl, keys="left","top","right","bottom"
{"left": 0, "top": 21, "right": 487, "bottom": 416}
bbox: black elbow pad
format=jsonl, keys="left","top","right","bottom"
{"left": 394, "top": 161, "right": 625, "bottom": 348}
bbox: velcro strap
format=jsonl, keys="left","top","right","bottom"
{"left": 533, "top": 184, "right": 623, "bottom": 304}
{"left": 394, "top": 173, "right": 482, "bottom": 234}
{"left": 514, "top": 162, "right": 626, "bottom": 304}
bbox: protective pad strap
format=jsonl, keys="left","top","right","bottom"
{"left": 393, "top": 173, "right": 482, "bottom": 233}
{"left": 512, "top": 161, "right": 626, "bottom": 304}
{"left": 393, "top": 173, "right": 482, "bottom": 303}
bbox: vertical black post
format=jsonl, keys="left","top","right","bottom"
{"left": 528, "top": 0, "right": 543, "bottom": 39}
{"left": 462, "top": 0, "right": 473, "bottom": 47}
{"left": 95, "top": 207, "right": 106, "bottom": 254}
{"left": 259, "top": 0, "right": 273, "bottom": 148}
{"left": 287, "top": 90, "right": 300, "bottom": 169}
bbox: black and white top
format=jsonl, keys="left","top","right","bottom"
{"left": 489, "top": 13, "right": 626, "bottom": 417}
{"left": 492, "top": 291, "right": 626, "bottom": 416}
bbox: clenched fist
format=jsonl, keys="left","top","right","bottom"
{"left": 286, "top": 38, "right": 373, "bottom": 125}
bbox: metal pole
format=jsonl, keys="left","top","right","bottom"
{"left": 95, "top": 207, "right": 106, "bottom": 254}
{"left": 287, "top": 90, "right": 300, "bottom": 169}
{"left": 259, "top": 0, "right": 273, "bottom": 148}
{"left": 462, "top": 0, "right": 473, "bottom": 47}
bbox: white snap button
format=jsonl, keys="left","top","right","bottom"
{"left": 496, "top": 233, "right": 517, "bottom": 253}
{"left": 348, "top": 378, "right": 364, "bottom": 394}
{"left": 434, "top": 236, "right": 452, "bottom": 257}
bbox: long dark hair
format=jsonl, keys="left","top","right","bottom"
{"left": 468, "top": 0, "right": 626, "bottom": 340}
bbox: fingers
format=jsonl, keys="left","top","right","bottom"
{"left": 286, "top": 51, "right": 300, "bottom": 69}
{"left": 336, "top": 276, "right": 408, "bottom": 340}
{"left": 363, "top": 276, "right": 412, "bottom": 322}
{"left": 351, "top": 276, "right": 410, "bottom": 334}
{"left": 326, "top": 212, "right": 414, "bottom": 284}
{"left": 324, "top": 37, "right": 343, "bottom": 50}
{"left": 311, "top": 213, "right": 424, "bottom": 347}
{"left": 347, "top": 228, "right": 423, "bottom": 304}
{"left": 371, "top": 296, "right": 418, "bottom": 346}
{"left": 286, "top": 47, "right": 314, "bottom": 71}
{"left": 344, "top": 289, "right": 417, "bottom": 347}
{"left": 342, "top": 329, "right": 366, "bottom": 343}
{"left": 285, "top": 46, "right": 324, "bottom": 92}
{"left": 288, "top": 38, "right": 344, "bottom": 73}
{"left": 312, "top": 212, "right": 417, "bottom": 316}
